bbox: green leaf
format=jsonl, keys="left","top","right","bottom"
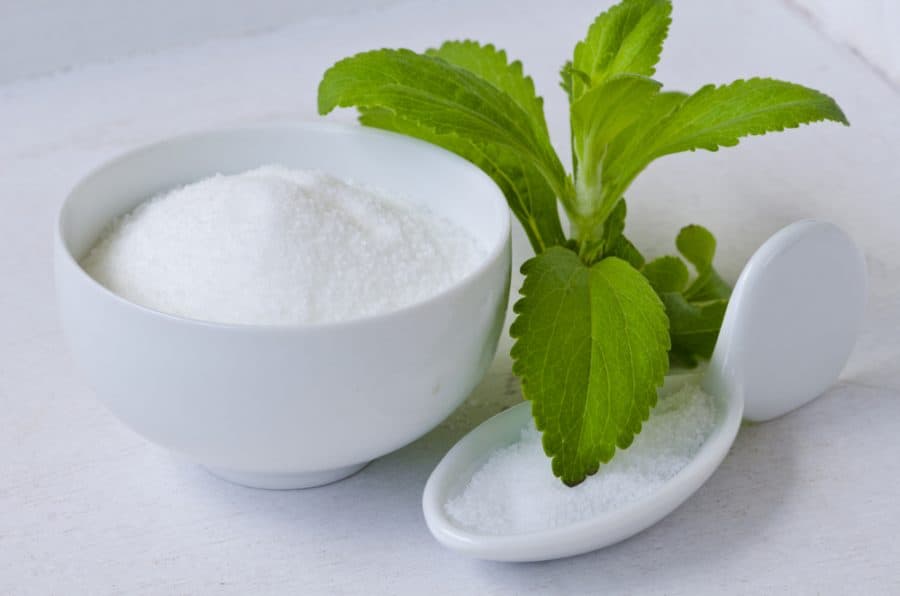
{"left": 569, "top": 75, "right": 661, "bottom": 239}
{"left": 571, "top": 75, "right": 661, "bottom": 187}
{"left": 318, "top": 48, "right": 562, "bottom": 183}
{"left": 510, "top": 247, "right": 670, "bottom": 486}
{"left": 647, "top": 224, "right": 730, "bottom": 365}
{"left": 641, "top": 90, "right": 689, "bottom": 125}
{"left": 607, "top": 234, "right": 645, "bottom": 269}
{"left": 643, "top": 256, "right": 689, "bottom": 293}
{"left": 601, "top": 199, "right": 627, "bottom": 253}
{"left": 359, "top": 107, "right": 566, "bottom": 252}
{"left": 684, "top": 267, "right": 731, "bottom": 302}
{"left": 676, "top": 224, "right": 716, "bottom": 270}
{"left": 675, "top": 225, "right": 730, "bottom": 301}
{"left": 604, "top": 78, "right": 849, "bottom": 202}
{"left": 559, "top": 61, "right": 591, "bottom": 102}
{"left": 318, "top": 50, "right": 550, "bottom": 164}
{"left": 651, "top": 78, "right": 849, "bottom": 157}
{"left": 572, "top": 0, "right": 672, "bottom": 99}
{"left": 560, "top": 60, "right": 593, "bottom": 183}
{"left": 560, "top": 62, "right": 574, "bottom": 101}
{"left": 319, "top": 47, "right": 568, "bottom": 253}
{"left": 427, "top": 41, "right": 550, "bottom": 138}
{"left": 660, "top": 293, "right": 728, "bottom": 360}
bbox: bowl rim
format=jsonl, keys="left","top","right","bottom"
{"left": 55, "top": 120, "right": 511, "bottom": 334}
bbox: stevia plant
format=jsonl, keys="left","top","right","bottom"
{"left": 318, "top": 0, "right": 847, "bottom": 486}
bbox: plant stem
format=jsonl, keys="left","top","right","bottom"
{"left": 570, "top": 178, "right": 621, "bottom": 263}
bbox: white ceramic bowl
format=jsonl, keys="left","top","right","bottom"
{"left": 55, "top": 123, "right": 511, "bottom": 489}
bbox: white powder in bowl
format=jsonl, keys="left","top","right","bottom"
{"left": 82, "top": 165, "right": 484, "bottom": 325}
{"left": 445, "top": 383, "right": 718, "bottom": 535}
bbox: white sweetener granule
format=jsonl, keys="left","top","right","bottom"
{"left": 445, "top": 383, "right": 718, "bottom": 534}
{"left": 82, "top": 166, "right": 483, "bottom": 325}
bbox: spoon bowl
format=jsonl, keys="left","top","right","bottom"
{"left": 423, "top": 373, "right": 742, "bottom": 561}
{"left": 422, "top": 220, "right": 865, "bottom": 561}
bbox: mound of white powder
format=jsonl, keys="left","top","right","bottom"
{"left": 445, "top": 384, "right": 718, "bottom": 535}
{"left": 82, "top": 165, "right": 484, "bottom": 325}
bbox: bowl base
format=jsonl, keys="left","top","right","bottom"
{"left": 205, "top": 461, "right": 368, "bottom": 489}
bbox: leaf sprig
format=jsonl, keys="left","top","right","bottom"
{"left": 318, "top": 0, "right": 847, "bottom": 485}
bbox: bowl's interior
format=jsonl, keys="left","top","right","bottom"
{"left": 59, "top": 123, "right": 509, "bottom": 263}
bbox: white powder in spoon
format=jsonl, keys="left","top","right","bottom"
{"left": 82, "top": 165, "right": 484, "bottom": 325}
{"left": 445, "top": 383, "right": 718, "bottom": 535}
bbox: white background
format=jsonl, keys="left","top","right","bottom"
{"left": 3, "top": 1, "right": 897, "bottom": 86}
{"left": 0, "top": 0, "right": 405, "bottom": 84}
{"left": 2, "top": 0, "right": 899, "bottom": 593}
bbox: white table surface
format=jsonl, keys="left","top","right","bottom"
{"left": 2, "top": 0, "right": 899, "bottom": 593}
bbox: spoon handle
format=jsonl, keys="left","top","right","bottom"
{"left": 704, "top": 220, "right": 866, "bottom": 422}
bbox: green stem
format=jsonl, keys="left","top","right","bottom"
{"left": 570, "top": 173, "right": 621, "bottom": 262}
{"left": 570, "top": 113, "right": 579, "bottom": 185}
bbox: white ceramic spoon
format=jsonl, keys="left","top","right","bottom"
{"left": 422, "top": 220, "right": 866, "bottom": 562}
